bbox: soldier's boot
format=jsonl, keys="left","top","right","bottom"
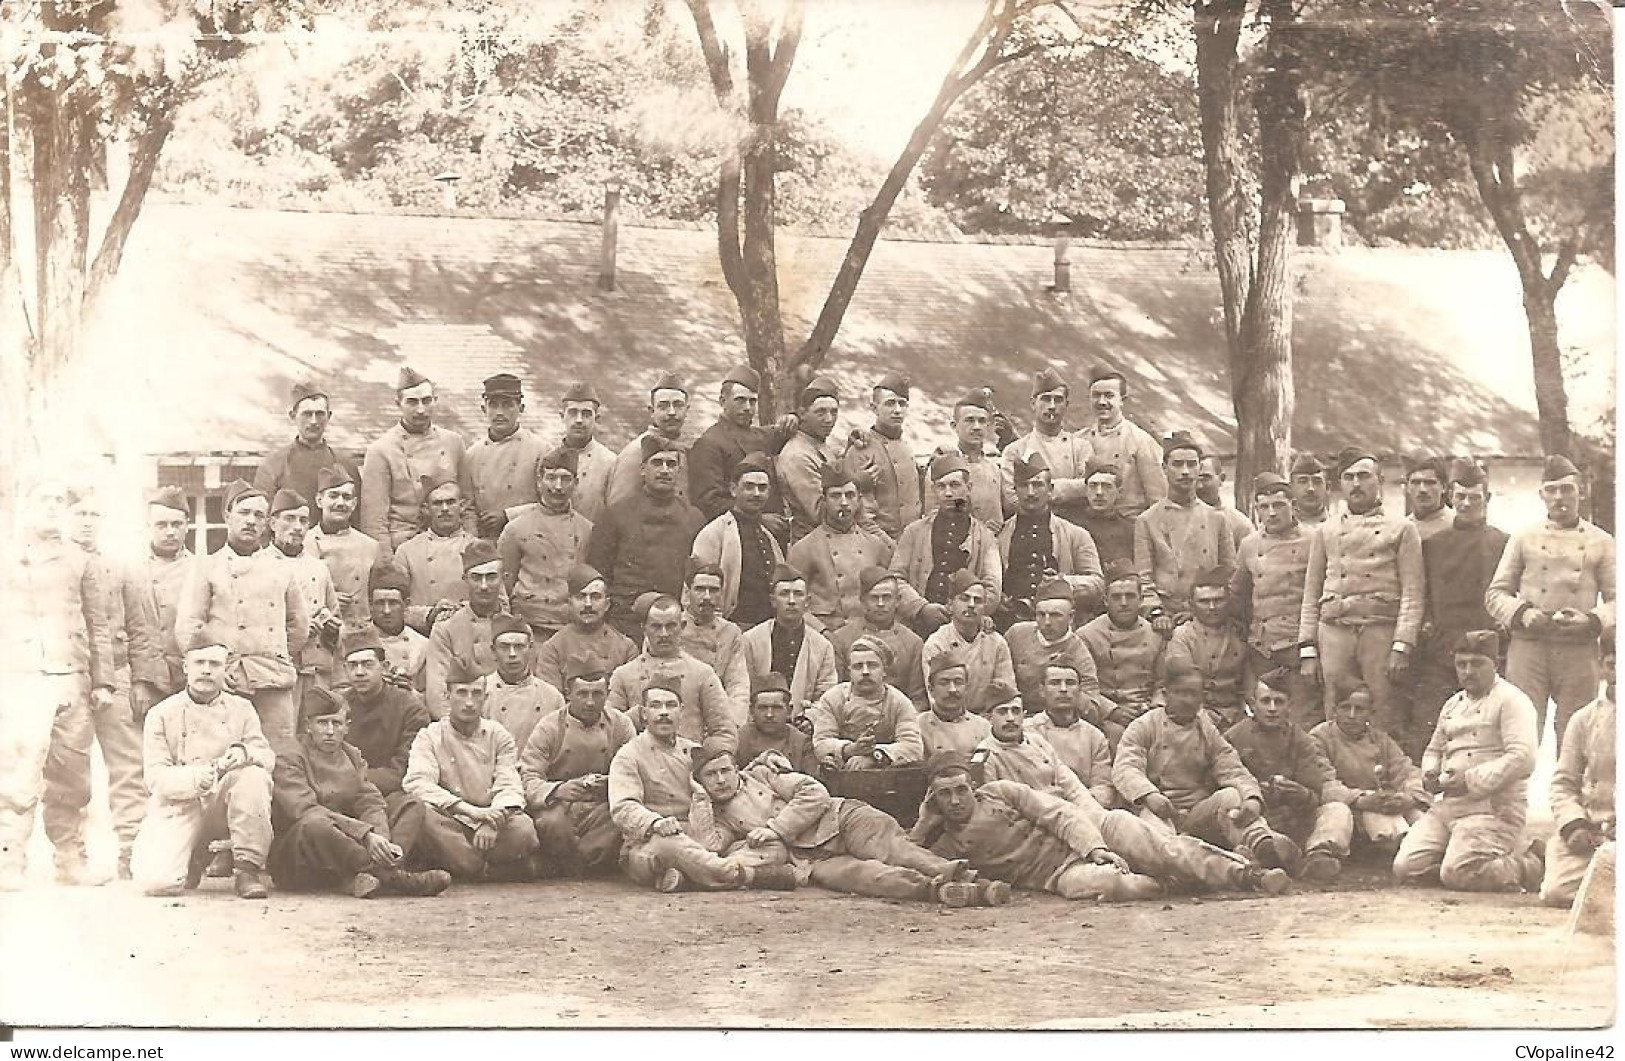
{"left": 1243, "top": 865, "right": 1292, "bottom": 896}
{"left": 1512, "top": 838, "right": 1547, "bottom": 893}
{"left": 54, "top": 858, "right": 111, "bottom": 887}
{"left": 116, "top": 849, "right": 133, "bottom": 882}
{"left": 1252, "top": 833, "right": 1303, "bottom": 878}
{"left": 379, "top": 868, "right": 452, "bottom": 897}
{"left": 1299, "top": 846, "right": 1343, "bottom": 883}
{"left": 973, "top": 880, "right": 1013, "bottom": 906}
{"left": 935, "top": 881, "right": 980, "bottom": 908}
{"left": 184, "top": 843, "right": 212, "bottom": 890}
{"left": 656, "top": 868, "right": 687, "bottom": 894}
{"left": 205, "top": 848, "right": 233, "bottom": 878}
{"left": 350, "top": 871, "right": 382, "bottom": 899}
{"left": 233, "top": 860, "right": 270, "bottom": 900}
{"left": 744, "top": 864, "right": 799, "bottom": 891}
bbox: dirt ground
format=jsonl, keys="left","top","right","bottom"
{"left": 0, "top": 853, "right": 1613, "bottom": 1031}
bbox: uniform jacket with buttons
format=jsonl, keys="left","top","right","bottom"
{"left": 827, "top": 618, "right": 927, "bottom": 707}
{"left": 889, "top": 512, "right": 1003, "bottom": 621}
{"left": 585, "top": 491, "right": 705, "bottom": 631}
{"left": 1113, "top": 706, "right": 1261, "bottom": 812}
{"left": 692, "top": 511, "right": 786, "bottom": 621}
{"left": 359, "top": 422, "right": 469, "bottom": 555}
{"left": 807, "top": 683, "right": 924, "bottom": 767}
{"left": 687, "top": 418, "right": 795, "bottom": 522}
{"left": 788, "top": 523, "right": 894, "bottom": 634}
{"left": 1298, "top": 506, "right": 1425, "bottom": 646}
{"left": 917, "top": 709, "right": 992, "bottom": 759}
{"left": 690, "top": 766, "right": 850, "bottom": 853}
{"left": 461, "top": 427, "right": 548, "bottom": 529}
{"left": 271, "top": 738, "right": 389, "bottom": 840}
{"left": 1134, "top": 498, "right": 1236, "bottom": 616}
{"left": 976, "top": 731, "right": 1096, "bottom": 811}
{"left": 1002, "top": 430, "right": 1090, "bottom": 525}
{"left": 607, "top": 650, "right": 739, "bottom": 750}
{"left": 345, "top": 683, "right": 430, "bottom": 796}
{"left": 997, "top": 513, "right": 1105, "bottom": 612}
{"left": 143, "top": 689, "right": 276, "bottom": 802}
{"left": 302, "top": 525, "right": 382, "bottom": 623}
{"left": 1232, "top": 525, "right": 1312, "bottom": 655}
{"left": 1, "top": 539, "right": 114, "bottom": 686}
{"left": 424, "top": 603, "right": 501, "bottom": 718}
{"left": 608, "top": 730, "right": 701, "bottom": 838}
{"left": 481, "top": 672, "right": 564, "bottom": 752}
{"left": 1072, "top": 418, "right": 1167, "bottom": 517}
{"left": 394, "top": 529, "right": 478, "bottom": 632}
{"left": 924, "top": 446, "right": 1005, "bottom": 531}
{"left": 404, "top": 718, "right": 526, "bottom": 829}
{"left": 679, "top": 615, "right": 751, "bottom": 721}
{"left": 777, "top": 431, "right": 838, "bottom": 543}
{"left": 136, "top": 547, "right": 195, "bottom": 692}
{"left": 922, "top": 624, "right": 1016, "bottom": 716}
{"left": 1164, "top": 620, "right": 1246, "bottom": 714}
{"left": 1223, "top": 718, "right": 1351, "bottom": 805}
{"left": 741, "top": 620, "right": 839, "bottom": 712}
{"left": 86, "top": 553, "right": 165, "bottom": 686}
{"left": 1308, "top": 720, "right": 1425, "bottom": 806}
{"left": 607, "top": 429, "right": 692, "bottom": 510}
{"left": 1550, "top": 695, "right": 1615, "bottom": 835}
{"left": 1422, "top": 677, "right": 1537, "bottom": 826}
{"left": 1485, "top": 518, "right": 1615, "bottom": 643}
{"left": 1079, "top": 614, "right": 1163, "bottom": 709}
{"left": 519, "top": 704, "right": 636, "bottom": 808}
{"left": 497, "top": 504, "right": 592, "bottom": 632}
{"left": 843, "top": 426, "right": 923, "bottom": 539}
{"left": 1004, "top": 622, "right": 1102, "bottom": 713}
{"left": 176, "top": 545, "right": 310, "bottom": 693}
{"left": 913, "top": 779, "right": 1108, "bottom": 891}
{"left": 1024, "top": 713, "right": 1117, "bottom": 808}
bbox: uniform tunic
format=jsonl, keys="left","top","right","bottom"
{"left": 1420, "top": 678, "right": 1538, "bottom": 827}
{"left": 1078, "top": 510, "right": 1136, "bottom": 570}
{"left": 735, "top": 724, "right": 819, "bottom": 776}
{"left": 808, "top": 684, "right": 924, "bottom": 767}
{"left": 687, "top": 418, "right": 793, "bottom": 522}
{"left": 481, "top": 672, "right": 565, "bottom": 752}
{"left": 788, "top": 524, "right": 895, "bottom": 634}
{"left": 84, "top": 554, "right": 163, "bottom": 686}
{"left": 1217, "top": 504, "right": 1255, "bottom": 549}
{"left": 741, "top": 621, "right": 839, "bottom": 711}
{"left": 691, "top": 511, "right": 784, "bottom": 623}
{"left": 921, "top": 624, "right": 1016, "bottom": 716}
{"left": 424, "top": 603, "right": 502, "bottom": 718}
{"left": 533, "top": 622, "right": 637, "bottom": 693}
{"left": 461, "top": 427, "right": 548, "bottom": 529}
{"left": 1232, "top": 525, "right": 1313, "bottom": 656}
{"left": 1298, "top": 506, "right": 1426, "bottom": 647}
{"left": 344, "top": 684, "right": 431, "bottom": 795}
{"left": 1113, "top": 707, "right": 1261, "bottom": 812}
{"left": 1072, "top": 418, "right": 1167, "bottom": 517}
{"left": 916, "top": 709, "right": 992, "bottom": 759}
{"left": 270, "top": 549, "right": 338, "bottom": 678}
{"left": 920, "top": 780, "right": 1106, "bottom": 890}
{"left": 254, "top": 440, "right": 357, "bottom": 526}
{"left": 1134, "top": 498, "right": 1236, "bottom": 616}
{"left": 143, "top": 690, "right": 276, "bottom": 797}
{"left": 585, "top": 491, "right": 705, "bottom": 636}
{"left": 137, "top": 547, "right": 194, "bottom": 692}
{"left": 270, "top": 739, "right": 389, "bottom": 846}
{"left": 843, "top": 425, "right": 923, "bottom": 539}
{"left": 1024, "top": 713, "right": 1116, "bottom": 808}
{"left": 889, "top": 512, "right": 1003, "bottom": 621}
{"left": 777, "top": 431, "right": 836, "bottom": 542}
{"left": 998, "top": 513, "right": 1105, "bottom": 613}
{"left": 1550, "top": 697, "right": 1616, "bottom": 839}
{"left": 176, "top": 546, "right": 309, "bottom": 694}
{"left": 1004, "top": 623, "right": 1102, "bottom": 710}
{"left": 359, "top": 423, "right": 468, "bottom": 555}
{"left": 1002, "top": 430, "right": 1090, "bottom": 525}
{"left": 519, "top": 705, "right": 636, "bottom": 806}
{"left": 924, "top": 447, "right": 1005, "bottom": 531}
{"left": 1078, "top": 615, "right": 1164, "bottom": 727}
{"left": 559, "top": 438, "right": 618, "bottom": 525}
{"left": 1224, "top": 719, "right": 1350, "bottom": 803}
{"left": 609, "top": 731, "right": 700, "bottom": 837}
{"left": 827, "top": 618, "right": 927, "bottom": 707}
{"left": 1486, "top": 518, "right": 1616, "bottom": 643}
{"left": 497, "top": 504, "right": 591, "bottom": 633}
{"left": 607, "top": 651, "right": 738, "bottom": 749}
{"left": 404, "top": 718, "right": 526, "bottom": 830}
{"left": 679, "top": 615, "right": 751, "bottom": 718}
{"left": 377, "top": 625, "right": 429, "bottom": 692}
{"left": 1164, "top": 620, "right": 1247, "bottom": 723}
{"left": 976, "top": 731, "right": 1094, "bottom": 809}
{"left": 607, "top": 430, "right": 692, "bottom": 510}
{"left": 1308, "top": 720, "right": 1425, "bottom": 804}
{"left": 1411, "top": 507, "right": 1453, "bottom": 543}
{"left": 394, "top": 529, "right": 479, "bottom": 632}
{"left": 302, "top": 525, "right": 382, "bottom": 623}
{"left": 2, "top": 540, "right": 113, "bottom": 684}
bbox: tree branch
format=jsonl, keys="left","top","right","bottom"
{"left": 684, "top": 0, "right": 744, "bottom": 300}
{"left": 84, "top": 103, "right": 175, "bottom": 314}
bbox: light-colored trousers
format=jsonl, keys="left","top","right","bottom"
{"left": 1505, "top": 638, "right": 1599, "bottom": 747}
{"left": 0, "top": 673, "right": 93, "bottom": 874}
{"left": 729, "top": 802, "right": 957, "bottom": 901}
{"left": 1049, "top": 809, "right": 1256, "bottom": 900}
{"left": 622, "top": 832, "right": 747, "bottom": 890}
{"left": 130, "top": 765, "right": 274, "bottom": 893}
{"left": 415, "top": 810, "right": 537, "bottom": 880}
{"left": 1265, "top": 800, "right": 1356, "bottom": 857}
{"left": 1541, "top": 833, "right": 1611, "bottom": 908}
{"left": 1319, "top": 621, "right": 1403, "bottom": 738}
{"left": 246, "top": 687, "right": 298, "bottom": 750}
{"left": 1140, "top": 786, "right": 1277, "bottom": 859}
{"left": 42, "top": 668, "right": 147, "bottom": 858}
{"left": 1392, "top": 800, "right": 1525, "bottom": 891}
{"left": 532, "top": 801, "right": 621, "bottom": 877}
{"left": 1354, "top": 807, "right": 1424, "bottom": 846}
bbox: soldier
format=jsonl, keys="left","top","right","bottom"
{"left": 1196, "top": 457, "right": 1254, "bottom": 548}
{"left": 461, "top": 373, "right": 548, "bottom": 540}
{"left": 1392, "top": 631, "right": 1544, "bottom": 892}
{"left": 1112, "top": 658, "right": 1300, "bottom": 873}
{"left": 921, "top": 571, "right": 1016, "bottom": 716}
{"left": 1073, "top": 367, "right": 1166, "bottom": 517}
{"left": 734, "top": 672, "right": 819, "bottom": 776}
{"left": 481, "top": 614, "right": 564, "bottom": 751}
{"left": 1003, "top": 577, "right": 1102, "bottom": 711}
{"left": 997, "top": 452, "right": 1104, "bottom": 629}
{"left": 1079, "top": 561, "right": 1165, "bottom": 748}
{"left": 1076, "top": 461, "right": 1136, "bottom": 571}
{"left": 0, "top": 479, "right": 115, "bottom": 890}
{"left": 1135, "top": 432, "right": 1236, "bottom": 632}
{"left": 777, "top": 375, "right": 843, "bottom": 543}
{"left": 336, "top": 628, "right": 431, "bottom": 828}
{"left": 690, "top": 452, "right": 784, "bottom": 629}
{"left": 423, "top": 540, "right": 506, "bottom": 718}
{"left": 929, "top": 389, "right": 1010, "bottom": 532}
{"left": 916, "top": 651, "right": 992, "bottom": 760}
{"left": 1411, "top": 460, "right": 1509, "bottom": 760}
{"left": 1403, "top": 452, "right": 1454, "bottom": 543}
{"left": 394, "top": 477, "right": 480, "bottom": 635}
{"left": 842, "top": 371, "right": 922, "bottom": 539}
{"left": 304, "top": 465, "right": 382, "bottom": 625}
{"left": 553, "top": 381, "right": 617, "bottom": 525}
{"left": 1024, "top": 662, "right": 1117, "bottom": 809}
{"left": 678, "top": 559, "right": 751, "bottom": 716}
{"left": 359, "top": 367, "right": 468, "bottom": 559}
{"left": 176, "top": 480, "right": 309, "bottom": 747}
{"left": 808, "top": 637, "right": 925, "bottom": 772}
{"left": 131, "top": 637, "right": 275, "bottom": 899}
{"left": 1164, "top": 567, "right": 1248, "bottom": 730}
{"left": 1310, "top": 685, "right": 1428, "bottom": 856}
{"left": 1298, "top": 448, "right": 1424, "bottom": 740}
{"left": 788, "top": 465, "right": 894, "bottom": 637}
{"left": 1485, "top": 453, "right": 1615, "bottom": 745}
{"left": 1232, "top": 473, "right": 1317, "bottom": 727}
{"left": 975, "top": 687, "right": 1101, "bottom": 810}
{"left": 1288, "top": 452, "right": 1331, "bottom": 527}
{"left": 403, "top": 658, "right": 541, "bottom": 881}
{"left": 687, "top": 364, "right": 799, "bottom": 525}
{"left": 266, "top": 489, "right": 340, "bottom": 696}
{"left": 607, "top": 371, "right": 692, "bottom": 509}
{"left": 740, "top": 564, "right": 840, "bottom": 714}
{"left": 1224, "top": 669, "right": 1354, "bottom": 882}
{"left": 254, "top": 380, "right": 356, "bottom": 521}
{"left": 588, "top": 434, "right": 706, "bottom": 639}
{"left": 268, "top": 687, "right": 451, "bottom": 898}
{"left": 1541, "top": 637, "right": 1615, "bottom": 908}
{"left": 607, "top": 594, "right": 737, "bottom": 746}
{"left": 533, "top": 565, "right": 637, "bottom": 693}
{"left": 1002, "top": 365, "right": 1091, "bottom": 526}
{"left": 890, "top": 451, "right": 1003, "bottom": 633}
{"left": 520, "top": 664, "right": 636, "bottom": 878}
{"left": 497, "top": 446, "right": 592, "bottom": 642}
{"left": 135, "top": 485, "right": 195, "bottom": 701}
{"left": 828, "top": 566, "right": 928, "bottom": 708}
{"left": 366, "top": 560, "right": 427, "bottom": 693}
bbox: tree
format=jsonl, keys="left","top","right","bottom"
{"left": 679, "top": 0, "right": 1074, "bottom": 416}
{"left": 1302, "top": 0, "right": 1614, "bottom": 462}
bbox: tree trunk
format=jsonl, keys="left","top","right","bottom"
{"left": 29, "top": 75, "right": 94, "bottom": 396}
{"left": 1522, "top": 288, "right": 1573, "bottom": 459}
{"left": 738, "top": 126, "right": 788, "bottom": 417}
{"left": 85, "top": 109, "right": 176, "bottom": 314}
{"left": 1194, "top": 0, "right": 1251, "bottom": 356}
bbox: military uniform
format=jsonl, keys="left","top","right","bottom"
{"left": 975, "top": 730, "right": 1096, "bottom": 809}
{"left": 843, "top": 425, "right": 923, "bottom": 539}
{"left": 679, "top": 614, "right": 751, "bottom": 720}
{"left": 1004, "top": 622, "right": 1102, "bottom": 717}
{"left": 359, "top": 422, "right": 468, "bottom": 557}
{"left": 497, "top": 503, "right": 591, "bottom": 638}
{"left": 997, "top": 513, "right": 1105, "bottom": 620}
{"left": 521, "top": 704, "right": 636, "bottom": 876}
{"left": 777, "top": 430, "right": 837, "bottom": 544}
{"left": 889, "top": 510, "right": 1003, "bottom": 623}
{"left": 1134, "top": 498, "right": 1236, "bottom": 619}
{"left": 302, "top": 524, "right": 382, "bottom": 624}
{"left": 1073, "top": 418, "right": 1167, "bottom": 517}
{"left": 788, "top": 523, "right": 894, "bottom": 636}
{"left": 1542, "top": 693, "right": 1615, "bottom": 907}
{"left": 136, "top": 546, "right": 194, "bottom": 694}
{"left": 827, "top": 617, "right": 927, "bottom": 708}
{"left": 1224, "top": 717, "right": 1354, "bottom": 864}
{"left": 741, "top": 620, "right": 839, "bottom": 713}
{"left": 691, "top": 511, "right": 784, "bottom": 627}
{"left": 424, "top": 603, "right": 502, "bottom": 719}
{"left": 1309, "top": 720, "right": 1427, "bottom": 848}
{"left": 462, "top": 427, "right": 548, "bottom": 532}
{"left": 1165, "top": 619, "right": 1248, "bottom": 730}
{"left": 1233, "top": 522, "right": 1317, "bottom": 726}
{"left": 481, "top": 672, "right": 564, "bottom": 752}
{"left": 585, "top": 491, "right": 705, "bottom": 639}
{"left": 607, "top": 650, "right": 738, "bottom": 748}
{"left": 394, "top": 528, "right": 479, "bottom": 632}
{"left": 1024, "top": 713, "right": 1117, "bottom": 808}
{"left": 687, "top": 409, "right": 795, "bottom": 522}
{"left": 1079, "top": 613, "right": 1163, "bottom": 747}
{"left": 1413, "top": 517, "right": 1509, "bottom": 757}
{"left": 916, "top": 709, "right": 991, "bottom": 759}
{"left": 534, "top": 622, "right": 637, "bottom": 694}
{"left": 808, "top": 683, "right": 924, "bottom": 769}
{"left": 403, "top": 717, "right": 538, "bottom": 879}
{"left": 921, "top": 625, "right": 1016, "bottom": 717}
{"left": 607, "top": 430, "right": 692, "bottom": 510}
{"left": 608, "top": 730, "right": 748, "bottom": 890}
{"left": 1002, "top": 430, "right": 1090, "bottom": 526}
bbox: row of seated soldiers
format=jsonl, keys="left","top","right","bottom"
{"left": 127, "top": 605, "right": 1613, "bottom": 909}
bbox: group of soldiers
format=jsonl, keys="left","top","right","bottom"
{"left": 0, "top": 360, "right": 1613, "bottom": 912}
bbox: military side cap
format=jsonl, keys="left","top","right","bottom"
{"left": 799, "top": 375, "right": 839, "bottom": 406}
{"left": 735, "top": 451, "right": 775, "bottom": 482}
{"left": 644, "top": 674, "right": 684, "bottom": 699}
{"left": 368, "top": 560, "right": 411, "bottom": 596}
{"left": 1035, "top": 576, "right": 1074, "bottom": 603}
{"left": 442, "top": 655, "right": 481, "bottom": 687}
{"left": 955, "top": 387, "right": 993, "bottom": 412}
{"left": 1102, "top": 558, "right": 1139, "bottom": 586}
{"left": 848, "top": 634, "right": 894, "bottom": 669}
{"left": 1088, "top": 365, "right": 1124, "bottom": 386}
{"left": 563, "top": 660, "right": 609, "bottom": 686}
{"left": 1542, "top": 454, "right": 1581, "bottom": 482}
{"left": 269, "top": 488, "right": 309, "bottom": 516}
{"left": 1454, "top": 629, "right": 1500, "bottom": 658}
{"left": 751, "top": 671, "right": 792, "bottom": 699}
{"left": 299, "top": 684, "right": 345, "bottom": 726}
{"left": 925, "top": 751, "right": 973, "bottom": 784}
{"left": 1161, "top": 431, "right": 1204, "bottom": 460}
{"left": 1192, "top": 565, "right": 1234, "bottom": 590}
{"left": 928, "top": 451, "right": 969, "bottom": 482}
{"left": 418, "top": 472, "right": 459, "bottom": 499}
{"left": 567, "top": 563, "right": 606, "bottom": 595}
{"left": 1256, "top": 666, "right": 1295, "bottom": 694}
{"left": 820, "top": 463, "right": 855, "bottom": 491}
{"left": 482, "top": 373, "right": 523, "bottom": 398}
{"left": 685, "top": 556, "right": 725, "bottom": 585}
{"left": 640, "top": 434, "right": 681, "bottom": 463}
{"left": 946, "top": 569, "right": 981, "bottom": 597}
{"left": 1404, "top": 451, "right": 1449, "bottom": 481}
{"left": 462, "top": 539, "right": 500, "bottom": 572}
{"left": 1253, "top": 472, "right": 1291, "bottom": 497}
{"left": 874, "top": 372, "right": 911, "bottom": 399}
{"left": 1012, "top": 450, "right": 1050, "bottom": 484}
{"left": 1032, "top": 365, "right": 1068, "bottom": 397}
{"left": 316, "top": 465, "right": 354, "bottom": 493}
{"left": 562, "top": 380, "right": 601, "bottom": 405}
{"left": 1083, "top": 459, "right": 1121, "bottom": 481}
{"left": 1289, "top": 452, "right": 1326, "bottom": 477}
{"left": 723, "top": 364, "right": 761, "bottom": 391}
{"left": 632, "top": 591, "right": 665, "bottom": 624}
{"left": 1334, "top": 446, "right": 1378, "bottom": 476}
{"left": 396, "top": 366, "right": 431, "bottom": 392}
{"left": 858, "top": 565, "right": 896, "bottom": 595}
{"left": 222, "top": 479, "right": 266, "bottom": 512}
{"left": 288, "top": 379, "right": 328, "bottom": 411}
{"left": 183, "top": 630, "right": 232, "bottom": 655}
{"left": 650, "top": 371, "right": 687, "bottom": 397}
{"left": 927, "top": 649, "right": 970, "bottom": 679}
{"left": 146, "top": 485, "right": 190, "bottom": 514}
{"left": 1449, "top": 456, "right": 1489, "bottom": 488}
{"left": 770, "top": 562, "right": 805, "bottom": 586}
{"left": 490, "top": 613, "right": 531, "bottom": 641}
{"left": 691, "top": 737, "right": 736, "bottom": 779}
{"left": 983, "top": 679, "right": 1020, "bottom": 709}
{"left": 537, "top": 446, "right": 579, "bottom": 474}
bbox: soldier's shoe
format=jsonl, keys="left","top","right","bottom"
{"left": 973, "top": 880, "right": 1013, "bottom": 906}
{"left": 946, "top": 859, "right": 978, "bottom": 883}
{"left": 1516, "top": 838, "right": 1547, "bottom": 892}
{"left": 1245, "top": 866, "right": 1292, "bottom": 896}
{"left": 936, "top": 881, "right": 979, "bottom": 907}
{"left": 380, "top": 869, "right": 452, "bottom": 897}
{"left": 233, "top": 862, "right": 270, "bottom": 900}
{"left": 351, "top": 872, "right": 382, "bottom": 899}
{"left": 1253, "top": 834, "right": 1303, "bottom": 877}
{"left": 1299, "top": 848, "right": 1343, "bottom": 883}
{"left": 656, "top": 868, "right": 687, "bottom": 894}
{"left": 54, "top": 860, "right": 111, "bottom": 887}
{"left": 116, "top": 852, "right": 133, "bottom": 882}
{"left": 206, "top": 848, "right": 233, "bottom": 878}
{"left": 745, "top": 864, "right": 799, "bottom": 891}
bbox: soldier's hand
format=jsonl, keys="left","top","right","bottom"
{"left": 849, "top": 466, "right": 878, "bottom": 492}
{"left": 790, "top": 714, "right": 814, "bottom": 736}
{"left": 746, "top": 827, "right": 778, "bottom": 848}
{"left": 757, "top": 750, "right": 794, "bottom": 774}
{"left": 1270, "top": 777, "right": 1312, "bottom": 803}
{"left": 472, "top": 822, "right": 499, "bottom": 853}
{"left": 1299, "top": 657, "right": 1321, "bottom": 685}
{"left": 1229, "top": 797, "right": 1262, "bottom": 827}
{"left": 774, "top": 414, "right": 800, "bottom": 437}
{"left": 1141, "top": 793, "right": 1177, "bottom": 821}
{"left": 847, "top": 428, "right": 869, "bottom": 450}
{"left": 991, "top": 412, "right": 1017, "bottom": 451}
{"left": 1087, "top": 848, "right": 1130, "bottom": 874}
{"left": 555, "top": 778, "right": 595, "bottom": 803}
{"left": 1151, "top": 614, "right": 1176, "bottom": 637}
{"left": 846, "top": 739, "right": 876, "bottom": 761}
{"left": 651, "top": 817, "right": 684, "bottom": 838}
{"left": 1351, "top": 791, "right": 1381, "bottom": 813}
{"left": 1440, "top": 771, "right": 1469, "bottom": 797}
{"left": 1421, "top": 770, "right": 1443, "bottom": 795}
{"left": 1522, "top": 609, "right": 1555, "bottom": 633}
{"left": 90, "top": 686, "right": 116, "bottom": 713}
{"left": 1385, "top": 649, "right": 1409, "bottom": 681}
{"left": 1377, "top": 792, "right": 1412, "bottom": 815}
{"left": 365, "top": 832, "right": 402, "bottom": 867}
{"left": 1564, "top": 821, "right": 1602, "bottom": 855}
{"left": 130, "top": 681, "right": 161, "bottom": 722}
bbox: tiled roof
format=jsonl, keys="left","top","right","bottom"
{"left": 67, "top": 203, "right": 1613, "bottom": 461}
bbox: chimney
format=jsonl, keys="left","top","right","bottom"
{"left": 1046, "top": 210, "right": 1073, "bottom": 294}
{"left": 599, "top": 183, "right": 621, "bottom": 292}
{"left": 433, "top": 171, "right": 461, "bottom": 212}
{"left": 1297, "top": 197, "right": 1345, "bottom": 250}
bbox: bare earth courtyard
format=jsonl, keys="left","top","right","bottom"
{"left": 0, "top": 861, "right": 1612, "bottom": 1031}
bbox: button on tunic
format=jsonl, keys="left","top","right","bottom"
{"left": 360, "top": 423, "right": 468, "bottom": 555}
{"left": 497, "top": 505, "right": 591, "bottom": 633}
{"left": 462, "top": 427, "right": 547, "bottom": 528}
